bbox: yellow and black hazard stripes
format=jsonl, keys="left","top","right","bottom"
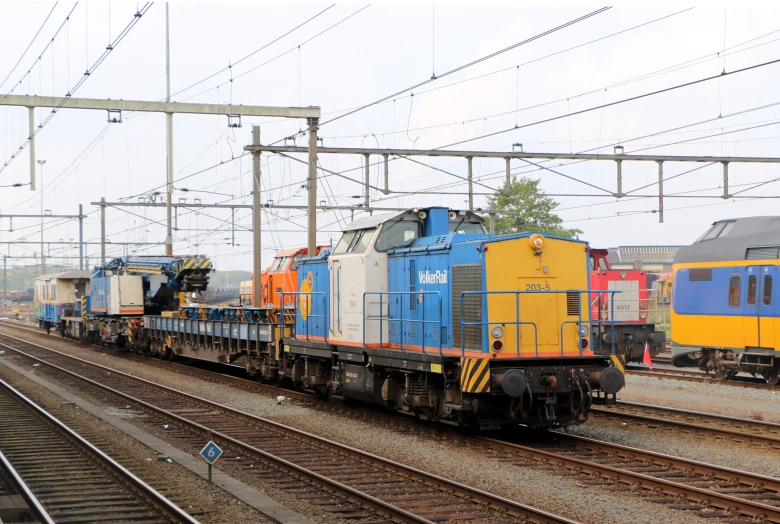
{"left": 459, "top": 357, "right": 491, "bottom": 394}
{"left": 81, "top": 296, "right": 88, "bottom": 317}
{"left": 610, "top": 354, "right": 625, "bottom": 374}
{"left": 181, "top": 257, "right": 212, "bottom": 270}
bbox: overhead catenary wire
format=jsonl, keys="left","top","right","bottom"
{"left": 0, "top": 2, "right": 154, "bottom": 177}
{"left": 0, "top": 2, "right": 59, "bottom": 93}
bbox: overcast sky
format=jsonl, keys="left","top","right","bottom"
{"left": 2, "top": 2, "right": 780, "bottom": 273}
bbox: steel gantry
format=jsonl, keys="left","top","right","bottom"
{"left": 244, "top": 143, "right": 780, "bottom": 224}
{"left": 0, "top": 95, "right": 320, "bottom": 308}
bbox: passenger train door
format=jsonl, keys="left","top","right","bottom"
{"left": 744, "top": 267, "right": 759, "bottom": 348}
{"left": 744, "top": 265, "right": 776, "bottom": 348}
{"left": 759, "top": 266, "right": 776, "bottom": 349}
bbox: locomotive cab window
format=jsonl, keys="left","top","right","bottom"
{"left": 375, "top": 221, "right": 422, "bottom": 252}
{"left": 289, "top": 253, "right": 304, "bottom": 271}
{"left": 269, "top": 256, "right": 288, "bottom": 273}
{"left": 449, "top": 220, "right": 485, "bottom": 234}
{"left": 765, "top": 275, "right": 773, "bottom": 306}
{"left": 728, "top": 275, "right": 741, "bottom": 307}
{"left": 334, "top": 228, "right": 377, "bottom": 254}
{"left": 697, "top": 220, "right": 734, "bottom": 242}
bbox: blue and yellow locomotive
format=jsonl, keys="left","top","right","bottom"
{"left": 671, "top": 217, "right": 780, "bottom": 384}
{"left": 282, "top": 207, "right": 623, "bottom": 428}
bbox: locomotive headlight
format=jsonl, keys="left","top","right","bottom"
{"left": 639, "top": 311, "right": 648, "bottom": 319}
{"left": 579, "top": 323, "right": 589, "bottom": 337}
{"left": 529, "top": 234, "right": 545, "bottom": 250}
{"left": 491, "top": 325, "right": 504, "bottom": 338}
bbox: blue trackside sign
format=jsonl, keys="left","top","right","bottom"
{"left": 200, "top": 441, "right": 223, "bottom": 465}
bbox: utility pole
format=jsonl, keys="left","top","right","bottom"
{"left": 164, "top": 2, "right": 174, "bottom": 256}
{"left": 37, "top": 159, "right": 46, "bottom": 274}
{"left": 251, "top": 126, "right": 262, "bottom": 308}
{"left": 28, "top": 107, "right": 35, "bottom": 191}
{"left": 3, "top": 255, "right": 6, "bottom": 300}
{"left": 78, "top": 204, "right": 84, "bottom": 270}
{"left": 100, "top": 197, "right": 106, "bottom": 263}
{"left": 307, "top": 117, "right": 319, "bottom": 257}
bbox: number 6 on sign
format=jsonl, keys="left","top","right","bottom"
{"left": 200, "top": 441, "right": 223, "bottom": 465}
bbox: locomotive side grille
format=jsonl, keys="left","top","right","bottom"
{"left": 566, "top": 292, "right": 580, "bottom": 316}
{"left": 746, "top": 246, "right": 780, "bottom": 260}
{"left": 452, "top": 264, "right": 483, "bottom": 351}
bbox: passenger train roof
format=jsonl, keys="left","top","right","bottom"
{"left": 674, "top": 216, "right": 780, "bottom": 264}
{"left": 34, "top": 270, "right": 92, "bottom": 281}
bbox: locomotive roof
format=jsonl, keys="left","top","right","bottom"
{"left": 674, "top": 216, "right": 780, "bottom": 264}
{"left": 342, "top": 208, "right": 484, "bottom": 232}
{"left": 34, "top": 270, "right": 92, "bottom": 281}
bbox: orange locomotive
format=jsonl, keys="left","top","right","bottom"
{"left": 239, "top": 247, "right": 329, "bottom": 308}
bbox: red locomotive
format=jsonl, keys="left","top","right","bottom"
{"left": 589, "top": 248, "right": 665, "bottom": 362}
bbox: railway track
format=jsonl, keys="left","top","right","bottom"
{"left": 0, "top": 446, "right": 53, "bottom": 523}
{"left": 483, "top": 432, "right": 780, "bottom": 522}
{"left": 625, "top": 364, "right": 780, "bottom": 390}
{"left": 7, "top": 322, "right": 780, "bottom": 520}
{"left": 0, "top": 331, "right": 573, "bottom": 524}
{"left": 591, "top": 400, "right": 780, "bottom": 448}
{"left": 0, "top": 376, "right": 197, "bottom": 524}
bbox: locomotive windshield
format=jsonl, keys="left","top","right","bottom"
{"left": 375, "top": 220, "right": 422, "bottom": 252}
{"left": 334, "top": 228, "right": 377, "bottom": 254}
{"left": 449, "top": 220, "right": 485, "bottom": 234}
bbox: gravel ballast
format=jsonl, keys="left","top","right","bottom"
{"left": 0, "top": 326, "right": 721, "bottom": 524}
{"left": 0, "top": 359, "right": 270, "bottom": 523}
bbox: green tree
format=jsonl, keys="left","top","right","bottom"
{"left": 485, "top": 176, "right": 582, "bottom": 238}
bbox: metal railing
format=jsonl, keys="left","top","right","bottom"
{"left": 362, "top": 291, "right": 443, "bottom": 355}
{"left": 279, "top": 291, "right": 328, "bottom": 342}
{"left": 460, "top": 289, "right": 620, "bottom": 358}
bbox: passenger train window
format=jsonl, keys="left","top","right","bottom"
{"left": 765, "top": 275, "right": 773, "bottom": 306}
{"left": 748, "top": 275, "right": 757, "bottom": 306}
{"left": 728, "top": 275, "right": 741, "bottom": 307}
{"left": 689, "top": 268, "right": 712, "bottom": 281}
{"left": 375, "top": 221, "right": 422, "bottom": 252}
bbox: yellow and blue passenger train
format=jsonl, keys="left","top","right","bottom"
{"left": 671, "top": 217, "right": 780, "bottom": 383}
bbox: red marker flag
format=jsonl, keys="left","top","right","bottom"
{"left": 643, "top": 341, "right": 653, "bottom": 369}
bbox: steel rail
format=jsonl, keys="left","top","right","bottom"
{"left": 591, "top": 401, "right": 780, "bottom": 448}
{"left": 477, "top": 433, "right": 780, "bottom": 522}
{"left": 626, "top": 365, "right": 780, "bottom": 390}
{"left": 0, "top": 378, "right": 198, "bottom": 524}
{"left": 0, "top": 332, "right": 573, "bottom": 524}
{"left": 0, "top": 449, "right": 55, "bottom": 524}
{"left": 7, "top": 320, "right": 780, "bottom": 520}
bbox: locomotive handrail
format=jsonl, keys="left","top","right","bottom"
{"left": 363, "top": 291, "right": 443, "bottom": 355}
{"left": 459, "top": 289, "right": 620, "bottom": 358}
{"left": 280, "top": 291, "right": 328, "bottom": 343}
